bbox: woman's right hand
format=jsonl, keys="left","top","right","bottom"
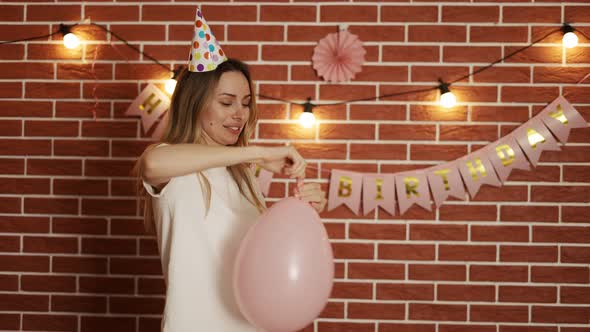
{"left": 257, "top": 145, "right": 307, "bottom": 179}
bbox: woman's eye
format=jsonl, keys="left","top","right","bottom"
{"left": 220, "top": 101, "right": 250, "bottom": 107}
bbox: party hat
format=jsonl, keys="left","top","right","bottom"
{"left": 188, "top": 7, "right": 228, "bottom": 72}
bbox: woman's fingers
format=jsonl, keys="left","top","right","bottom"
{"left": 296, "top": 184, "right": 325, "bottom": 203}
{"left": 283, "top": 156, "right": 300, "bottom": 176}
{"left": 295, "top": 183, "right": 327, "bottom": 213}
{"left": 285, "top": 147, "right": 306, "bottom": 178}
{"left": 294, "top": 165, "right": 306, "bottom": 179}
{"left": 310, "top": 196, "right": 327, "bottom": 213}
{"left": 288, "top": 160, "right": 306, "bottom": 179}
{"left": 311, "top": 202, "right": 321, "bottom": 211}
{"left": 298, "top": 194, "right": 322, "bottom": 203}
{"left": 299, "top": 184, "right": 322, "bottom": 194}
{"left": 299, "top": 183, "right": 321, "bottom": 193}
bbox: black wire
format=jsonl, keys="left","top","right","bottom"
{"left": 256, "top": 94, "right": 295, "bottom": 104}
{"left": 574, "top": 28, "right": 590, "bottom": 43}
{"left": 0, "top": 24, "right": 68, "bottom": 45}
{"left": 89, "top": 22, "right": 170, "bottom": 72}
{"left": 449, "top": 27, "right": 562, "bottom": 84}
{"left": 0, "top": 23, "right": 171, "bottom": 72}
{"left": 0, "top": 32, "right": 56, "bottom": 44}
{"left": 259, "top": 27, "right": 563, "bottom": 108}
{"left": 320, "top": 86, "right": 439, "bottom": 106}
{"left": 0, "top": 22, "right": 574, "bottom": 108}
{"left": 259, "top": 85, "right": 439, "bottom": 107}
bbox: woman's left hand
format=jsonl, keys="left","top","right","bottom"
{"left": 294, "top": 182, "right": 327, "bottom": 214}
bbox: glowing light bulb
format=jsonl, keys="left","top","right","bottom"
{"left": 562, "top": 31, "right": 578, "bottom": 48}
{"left": 440, "top": 91, "right": 457, "bottom": 108}
{"left": 63, "top": 33, "right": 80, "bottom": 49}
{"left": 165, "top": 78, "right": 177, "bottom": 94}
{"left": 437, "top": 80, "right": 456, "bottom": 108}
{"left": 299, "top": 111, "right": 316, "bottom": 128}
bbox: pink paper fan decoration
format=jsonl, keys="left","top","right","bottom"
{"left": 312, "top": 30, "right": 366, "bottom": 83}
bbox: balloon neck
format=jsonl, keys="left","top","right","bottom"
{"left": 296, "top": 178, "right": 304, "bottom": 188}
{"left": 293, "top": 178, "right": 304, "bottom": 199}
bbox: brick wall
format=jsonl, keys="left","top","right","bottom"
{"left": 1, "top": 1, "right": 589, "bottom": 332}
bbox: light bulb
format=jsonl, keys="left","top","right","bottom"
{"left": 440, "top": 91, "right": 456, "bottom": 108}
{"left": 562, "top": 31, "right": 578, "bottom": 48}
{"left": 63, "top": 33, "right": 80, "bottom": 49}
{"left": 299, "top": 112, "right": 315, "bottom": 128}
{"left": 165, "top": 78, "right": 177, "bottom": 94}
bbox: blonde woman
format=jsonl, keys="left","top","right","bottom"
{"left": 132, "top": 57, "right": 327, "bottom": 331}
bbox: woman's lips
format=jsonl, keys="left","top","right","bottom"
{"left": 224, "top": 125, "right": 241, "bottom": 135}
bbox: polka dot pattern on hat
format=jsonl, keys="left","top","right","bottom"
{"left": 187, "top": 6, "right": 228, "bottom": 73}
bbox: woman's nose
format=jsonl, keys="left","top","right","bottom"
{"left": 232, "top": 105, "right": 248, "bottom": 118}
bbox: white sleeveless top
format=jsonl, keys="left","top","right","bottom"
{"left": 142, "top": 143, "right": 262, "bottom": 332}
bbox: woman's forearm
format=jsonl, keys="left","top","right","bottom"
{"left": 142, "top": 143, "right": 263, "bottom": 183}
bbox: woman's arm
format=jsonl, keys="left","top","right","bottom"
{"left": 142, "top": 143, "right": 306, "bottom": 187}
{"left": 142, "top": 144, "right": 263, "bottom": 186}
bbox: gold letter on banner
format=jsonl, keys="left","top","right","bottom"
{"left": 428, "top": 164, "right": 466, "bottom": 207}
{"left": 434, "top": 169, "right": 451, "bottom": 191}
{"left": 514, "top": 118, "right": 561, "bottom": 167}
{"left": 254, "top": 164, "right": 262, "bottom": 177}
{"left": 338, "top": 176, "right": 352, "bottom": 197}
{"left": 404, "top": 177, "right": 420, "bottom": 198}
{"left": 526, "top": 128, "right": 546, "bottom": 149}
{"left": 549, "top": 104, "right": 568, "bottom": 125}
{"left": 495, "top": 144, "right": 515, "bottom": 167}
{"left": 139, "top": 93, "right": 162, "bottom": 115}
{"left": 537, "top": 96, "right": 587, "bottom": 144}
{"left": 395, "top": 172, "right": 432, "bottom": 215}
{"left": 363, "top": 174, "right": 396, "bottom": 216}
{"left": 459, "top": 154, "right": 502, "bottom": 199}
{"left": 375, "top": 178, "right": 384, "bottom": 200}
{"left": 328, "top": 170, "right": 363, "bottom": 214}
{"left": 466, "top": 158, "right": 487, "bottom": 181}
{"left": 125, "top": 83, "right": 171, "bottom": 136}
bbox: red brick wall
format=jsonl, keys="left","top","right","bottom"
{"left": 1, "top": 1, "right": 589, "bottom": 331}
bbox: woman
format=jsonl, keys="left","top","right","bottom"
{"left": 132, "top": 57, "right": 327, "bottom": 331}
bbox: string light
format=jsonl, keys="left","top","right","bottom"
{"left": 165, "top": 67, "right": 183, "bottom": 94}
{"left": 438, "top": 79, "right": 456, "bottom": 108}
{"left": 299, "top": 97, "right": 316, "bottom": 128}
{"left": 59, "top": 24, "right": 80, "bottom": 49}
{"left": 2, "top": 21, "right": 583, "bottom": 118}
{"left": 561, "top": 23, "right": 579, "bottom": 49}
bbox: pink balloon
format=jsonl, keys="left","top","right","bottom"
{"left": 233, "top": 197, "right": 334, "bottom": 332}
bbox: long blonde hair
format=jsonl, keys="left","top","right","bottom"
{"left": 131, "top": 58, "right": 266, "bottom": 235}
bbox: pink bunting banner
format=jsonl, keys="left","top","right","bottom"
{"left": 485, "top": 134, "right": 530, "bottom": 182}
{"left": 513, "top": 117, "right": 561, "bottom": 167}
{"left": 251, "top": 164, "right": 274, "bottom": 197}
{"left": 319, "top": 95, "right": 587, "bottom": 216}
{"left": 456, "top": 150, "right": 502, "bottom": 198}
{"left": 537, "top": 95, "right": 588, "bottom": 143}
{"left": 179, "top": 95, "right": 586, "bottom": 214}
{"left": 425, "top": 162, "right": 466, "bottom": 208}
{"left": 125, "top": 83, "right": 170, "bottom": 135}
{"left": 362, "top": 173, "right": 396, "bottom": 216}
{"left": 394, "top": 171, "right": 432, "bottom": 215}
{"left": 151, "top": 108, "right": 170, "bottom": 140}
{"left": 327, "top": 170, "right": 363, "bottom": 214}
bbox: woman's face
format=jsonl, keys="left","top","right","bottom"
{"left": 200, "top": 71, "right": 251, "bottom": 146}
